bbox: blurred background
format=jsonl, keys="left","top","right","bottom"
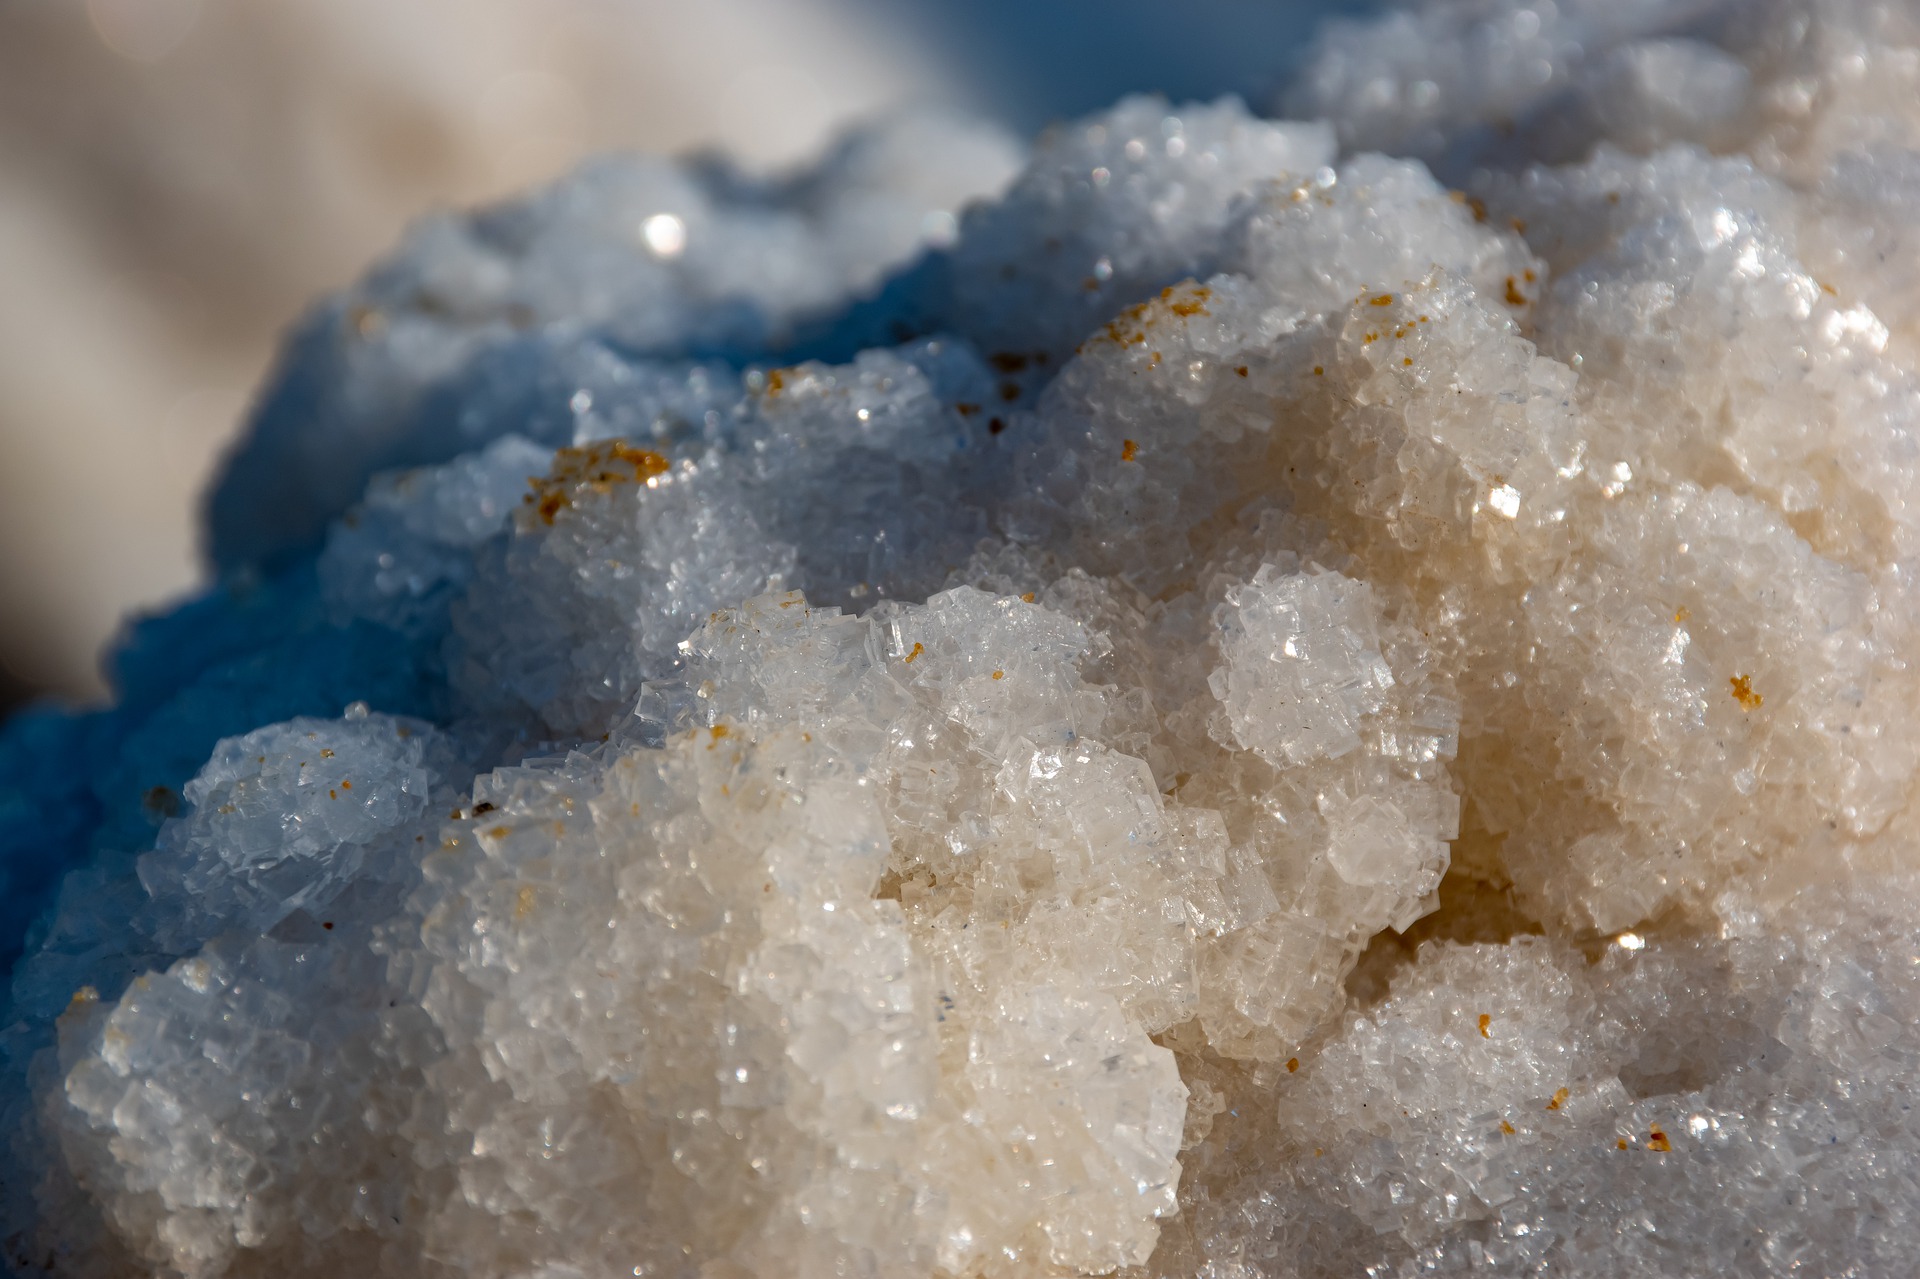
{"left": 0, "top": 0, "right": 1367, "bottom": 718}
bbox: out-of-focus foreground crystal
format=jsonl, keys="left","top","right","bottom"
{"left": 8, "top": 1, "right": 1920, "bottom": 1274}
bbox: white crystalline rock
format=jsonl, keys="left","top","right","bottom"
{"left": 21, "top": 0, "right": 1920, "bottom": 1274}
{"left": 209, "top": 110, "right": 1024, "bottom": 568}
{"left": 317, "top": 434, "right": 556, "bottom": 631}
{"left": 134, "top": 713, "right": 455, "bottom": 946}
{"left": 1211, "top": 566, "right": 1397, "bottom": 767}
{"left": 930, "top": 96, "right": 1337, "bottom": 359}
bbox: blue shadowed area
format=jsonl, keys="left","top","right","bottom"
{"left": 855, "top": 0, "right": 1386, "bottom": 132}
{"left": 0, "top": 562, "right": 445, "bottom": 983}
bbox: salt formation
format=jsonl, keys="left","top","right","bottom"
{"left": 11, "top": 0, "right": 1920, "bottom": 1273}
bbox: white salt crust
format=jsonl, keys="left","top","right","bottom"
{"left": 13, "top": 0, "right": 1920, "bottom": 1274}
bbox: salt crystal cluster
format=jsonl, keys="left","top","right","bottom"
{"left": 10, "top": 0, "right": 1920, "bottom": 1274}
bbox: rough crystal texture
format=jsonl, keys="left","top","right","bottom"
{"left": 9, "top": 0, "right": 1920, "bottom": 1274}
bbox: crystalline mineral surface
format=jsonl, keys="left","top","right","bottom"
{"left": 9, "top": 1, "right": 1920, "bottom": 1274}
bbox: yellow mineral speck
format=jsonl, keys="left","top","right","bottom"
{"left": 1647, "top": 1126, "right": 1671, "bottom": 1152}
{"left": 1020, "top": 592, "right": 1036, "bottom": 604}
{"left": 1121, "top": 439, "right": 1139, "bottom": 462}
{"left": 1501, "top": 1120, "right": 1516, "bottom": 1134}
{"left": 992, "top": 670, "right": 1005, "bottom": 680}
{"left": 905, "top": 642, "right": 926, "bottom": 664}
{"left": 1618, "top": 1138, "right": 1632, "bottom": 1150}
{"left": 1547, "top": 1088, "right": 1569, "bottom": 1111}
{"left": 1478, "top": 1014, "right": 1491, "bottom": 1038}
{"left": 1674, "top": 607, "right": 1691, "bottom": 624}
{"left": 69, "top": 986, "right": 99, "bottom": 1008}
{"left": 1286, "top": 1057, "right": 1299, "bottom": 1073}
{"left": 1730, "top": 674, "right": 1763, "bottom": 710}
{"left": 320, "top": 748, "right": 335, "bottom": 758}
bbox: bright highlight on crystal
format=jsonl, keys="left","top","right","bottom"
{"left": 640, "top": 211, "right": 686, "bottom": 258}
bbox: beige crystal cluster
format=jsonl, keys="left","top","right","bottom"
{"left": 12, "top": 0, "right": 1920, "bottom": 1275}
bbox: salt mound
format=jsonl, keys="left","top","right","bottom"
{"left": 8, "top": 0, "right": 1920, "bottom": 1273}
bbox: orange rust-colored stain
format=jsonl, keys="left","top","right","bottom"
{"left": 1547, "top": 1087, "right": 1569, "bottom": 1111}
{"left": 1121, "top": 439, "right": 1139, "bottom": 462}
{"left": 1617, "top": 1137, "right": 1631, "bottom": 1149}
{"left": 340, "top": 780, "right": 351, "bottom": 790}
{"left": 488, "top": 825, "right": 511, "bottom": 839}
{"left": 1648, "top": 1126, "right": 1671, "bottom": 1152}
{"left": 1505, "top": 276, "right": 1527, "bottom": 306}
{"left": 904, "top": 642, "right": 925, "bottom": 664}
{"left": 1286, "top": 1057, "right": 1300, "bottom": 1073}
{"left": 320, "top": 748, "right": 335, "bottom": 759}
{"left": 1730, "top": 674, "right": 1763, "bottom": 710}
{"left": 1478, "top": 1014, "right": 1491, "bottom": 1038}
{"left": 1500, "top": 1120, "right": 1516, "bottom": 1135}
{"left": 1020, "top": 592, "right": 1036, "bottom": 603}
{"left": 1235, "top": 365, "right": 1248, "bottom": 377}
{"left": 525, "top": 441, "right": 671, "bottom": 525}
{"left": 1370, "top": 293, "right": 1394, "bottom": 307}
{"left": 765, "top": 369, "right": 787, "bottom": 397}
{"left": 328, "top": 790, "right": 337, "bottom": 800}
{"left": 1524, "top": 268, "right": 1536, "bottom": 283}
{"left": 1674, "top": 606, "right": 1691, "bottom": 624}
{"left": 1403, "top": 357, "right": 1414, "bottom": 366}
{"left": 708, "top": 725, "right": 731, "bottom": 749}
{"left": 1820, "top": 281, "right": 1838, "bottom": 296}
{"left": 1095, "top": 284, "right": 1212, "bottom": 346}
{"left": 1510, "top": 217, "right": 1527, "bottom": 234}
{"left": 1468, "top": 196, "right": 1488, "bottom": 223}
{"left": 1313, "top": 366, "right": 1324, "bottom": 376}
{"left": 1166, "top": 285, "right": 1212, "bottom": 318}
{"left": 992, "top": 670, "right": 1005, "bottom": 680}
